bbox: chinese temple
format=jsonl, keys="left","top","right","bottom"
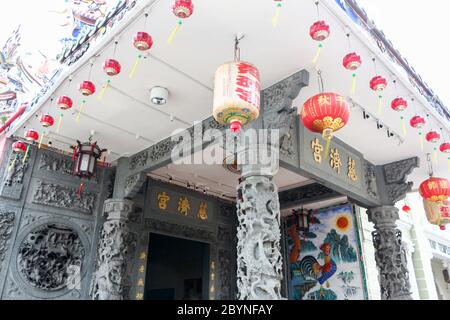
{"left": 0, "top": 0, "right": 449, "bottom": 301}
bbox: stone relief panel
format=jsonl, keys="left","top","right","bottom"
{"left": 129, "top": 151, "right": 148, "bottom": 171}
{"left": 38, "top": 152, "right": 73, "bottom": 176}
{"left": 32, "top": 180, "right": 96, "bottom": 214}
{"left": 1, "top": 149, "right": 31, "bottom": 200}
{"left": 217, "top": 249, "right": 232, "bottom": 300}
{"left": 364, "top": 162, "right": 379, "bottom": 200}
{"left": 17, "top": 223, "right": 85, "bottom": 291}
{"left": 0, "top": 211, "right": 15, "bottom": 272}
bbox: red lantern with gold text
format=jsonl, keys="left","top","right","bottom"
{"left": 12, "top": 141, "right": 27, "bottom": 153}
{"left": 40, "top": 114, "right": 54, "bottom": 128}
{"left": 167, "top": 0, "right": 194, "bottom": 44}
{"left": 79, "top": 81, "right": 95, "bottom": 96}
{"left": 25, "top": 129, "right": 39, "bottom": 142}
{"left": 423, "top": 199, "right": 450, "bottom": 230}
{"left": 419, "top": 177, "right": 450, "bottom": 202}
{"left": 310, "top": 20, "right": 330, "bottom": 65}
{"left": 426, "top": 131, "right": 441, "bottom": 143}
{"left": 57, "top": 96, "right": 73, "bottom": 110}
{"left": 301, "top": 92, "right": 350, "bottom": 157}
{"left": 213, "top": 61, "right": 260, "bottom": 133}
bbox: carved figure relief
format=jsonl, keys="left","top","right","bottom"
{"left": 17, "top": 223, "right": 85, "bottom": 291}
{"left": 4, "top": 151, "right": 29, "bottom": 187}
{"left": 0, "top": 211, "right": 15, "bottom": 270}
{"left": 32, "top": 180, "right": 96, "bottom": 214}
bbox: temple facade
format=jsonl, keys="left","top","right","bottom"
{"left": 0, "top": 0, "right": 448, "bottom": 300}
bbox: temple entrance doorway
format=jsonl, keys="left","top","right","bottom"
{"left": 144, "top": 233, "right": 210, "bottom": 300}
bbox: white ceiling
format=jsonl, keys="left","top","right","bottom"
{"left": 14, "top": 0, "right": 450, "bottom": 190}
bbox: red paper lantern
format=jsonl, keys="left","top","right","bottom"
{"left": 402, "top": 205, "right": 411, "bottom": 213}
{"left": 425, "top": 131, "right": 441, "bottom": 143}
{"left": 25, "top": 129, "right": 39, "bottom": 142}
{"left": 410, "top": 115, "right": 425, "bottom": 129}
{"left": 172, "top": 0, "right": 194, "bottom": 19}
{"left": 301, "top": 92, "right": 350, "bottom": 139}
{"left": 391, "top": 97, "right": 408, "bottom": 112}
{"left": 419, "top": 177, "right": 450, "bottom": 202}
{"left": 440, "top": 142, "right": 450, "bottom": 153}
{"left": 370, "top": 76, "right": 388, "bottom": 92}
{"left": 103, "top": 59, "right": 121, "bottom": 76}
{"left": 57, "top": 96, "right": 73, "bottom": 110}
{"left": 342, "top": 52, "right": 362, "bottom": 70}
{"left": 133, "top": 32, "right": 153, "bottom": 51}
{"left": 79, "top": 81, "right": 95, "bottom": 96}
{"left": 310, "top": 21, "right": 330, "bottom": 41}
{"left": 40, "top": 114, "right": 54, "bottom": 128}
{"left": 12, "top": 141, "right": 27, "bottom": 153}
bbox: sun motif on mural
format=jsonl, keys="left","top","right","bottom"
{"left": 335, "top": 213, "right": 352, "bottom": 233}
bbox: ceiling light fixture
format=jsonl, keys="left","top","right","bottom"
{"left": 150, "top": 86, "right": 169, "bottom": 106}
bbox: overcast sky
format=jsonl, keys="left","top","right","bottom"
{"left": 357, "top": 0, "right": 450, "bottom": 107}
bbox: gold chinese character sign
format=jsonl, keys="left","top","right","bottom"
{"left": 178, "top": 197, "right": 190, "bottom": 216}
{"left": 348, "top": 157, "right": 358, "bottom": 182}
{"left": 157, "top": 192, "right": 170, "bottom": 210}
{"left": 329, "top": 148, "right": 342, "bottom": 173}
{"left": 311, "top": 138, "right": 324, "bottom": 163}
{"left": 198, "top": 201, "right": 208, "bottom": 220}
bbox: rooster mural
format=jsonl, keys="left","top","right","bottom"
{"left": 299, "top": 243, "right": 337, "bottom": 289}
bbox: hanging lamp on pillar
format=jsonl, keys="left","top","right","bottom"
{"left": 213, "top": 35, "right": 260, "bottom": 133}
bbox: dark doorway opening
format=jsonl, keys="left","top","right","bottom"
{"left": 144, "top": 233, "right": 210, "bottom": 300}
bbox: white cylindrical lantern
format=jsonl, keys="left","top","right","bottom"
{"left": 213, "top": 61, "right": 261, "bottom": 133}
{"left": 423, "top": 199, "right": 450, "bottom": 230}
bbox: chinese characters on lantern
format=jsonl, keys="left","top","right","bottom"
{"left": 310, "top": 139, "right": 358, "bottom": 182}
{"left": 156, "top": 191, "right": 208, "bottom": 221}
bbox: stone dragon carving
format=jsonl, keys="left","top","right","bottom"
{"left": 91, "top": 199, "right": 136, "bottom": 300}
{"left": 382, "top": 157, "right": 419, "bottom": 204}
{"left": 236, "top": 176, "right": 283, "bottom": 300}
{"left": 368, "top": 206, "right": 412, "bottom": 300}
{"left": 0, "top": 211, "right": 15, "bottom": 271}
{"left": 17, "top": 223, "right": 85, "bottom": 291}
{"left": 91, "top": 220, "right": 136, "bottom": 300}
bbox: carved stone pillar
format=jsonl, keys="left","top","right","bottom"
{"left": 236, "top": 143, "right": 283, "bottom": 300}
{"left": 368, "top": 206, "right": 412, "bottom": 300}
{"left": 91, "top": 198, "right": 136, "bottom": 300}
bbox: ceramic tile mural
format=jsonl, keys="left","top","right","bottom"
{"left": 285, "top": 203, "right": 367, "bottom": 300}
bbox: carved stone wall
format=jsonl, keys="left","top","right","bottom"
{"left": 0, "top": 139, "right": 111, "bottom": 300}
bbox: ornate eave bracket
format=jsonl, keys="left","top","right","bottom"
{"left": 376, "top": 157, "right": 420, "bottom": 206}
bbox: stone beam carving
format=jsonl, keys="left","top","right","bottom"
{"left": 381, "top": 157, "right": 419, "bottom": 205}
{"left": 32, "top": 180, "right": 96, "bottom": 214}
{"left": 0, "top": 211, "right": 15, "bottom": 272}
{"left": 144, "top": 218, "right": 216, "bottom": 243}
{"left": 278, "top": 183, "right": 340, "bottom": 209}
{"left": 262, "top": 70, "right": 309, "bottom": 159}
{"left": 364, "top": 162, "right": 379, "bottom": 201}
{"left": 124, "top": 172, "right": 146, "bottom": 199}
{"left": 91, "top": 199, "right": 136, "bottom": 300}
{"left": 1, "top": 149, "right": 31, "bottom": 200}
{"left": 38, "top": 152, "right": 98, "bottom": 182}
{"left": 368, "top": 206, "right": 412, "bottom": 300}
